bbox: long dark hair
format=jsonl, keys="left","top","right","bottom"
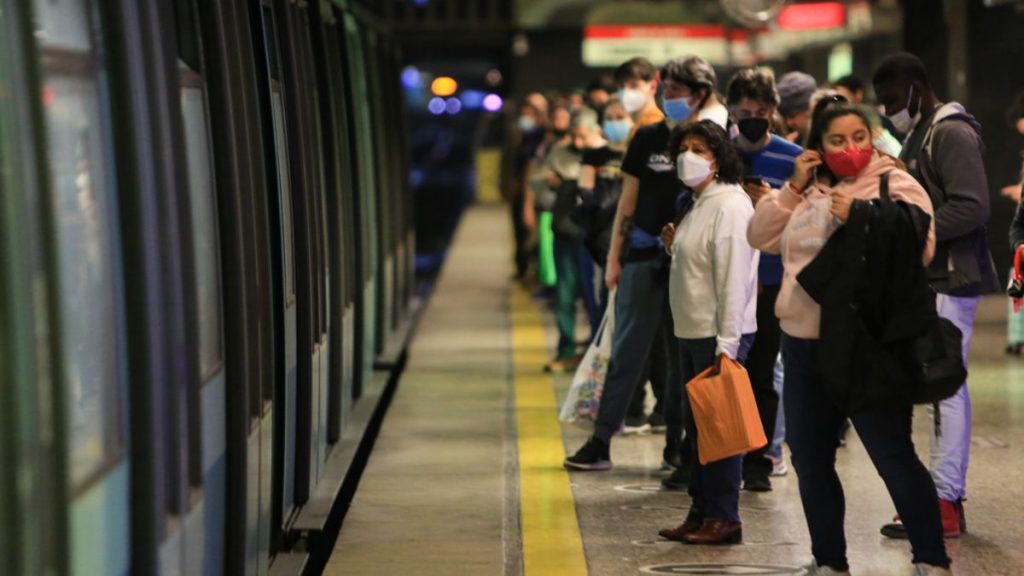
{"left": 805, "top": 98, "right": 875, "bottom": 184}
{"left": 668, "top": 120, "right": 744, "bottom": 185}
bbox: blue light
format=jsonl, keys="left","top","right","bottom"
{"left": 460, "top": 90, "right": 485, "bottom": 109}
{"left": 428, "top": 97, "right": 446, "bottom": 115}
{"left": 483, "top": 94, "right": 503, "bottom": 112}
{"left": 401, "top": 66, "right": 420, "bottom": 89}
{"left": 412, "top": 0, "right": 429, "bottom": 6}
{"left": 445, "top": 97, "right": 462, "bottom": 115}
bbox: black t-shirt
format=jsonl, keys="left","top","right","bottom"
{"left": 620, "top": 122, "right": 682, "bottom": 235}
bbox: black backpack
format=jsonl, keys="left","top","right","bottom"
{"left": 877, "top": 173, "right": 968, "bottom": 405}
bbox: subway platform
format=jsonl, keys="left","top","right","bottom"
{"left": 325, "top": 204, "right": 1024, "bottom": 576}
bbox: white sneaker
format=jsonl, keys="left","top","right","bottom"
{"left": 769, "top": 455, "right": 789, "bottom": 477}
{"left": 911, "top": 564, "right": 952, "bottom": 576}
{"left": 802, "top": 562, "right": 851, "bottom": 575}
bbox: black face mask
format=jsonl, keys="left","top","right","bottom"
{"left": 737, "top": 117, "right": 770, "bottom": 143}
{"left": 553, "top": 128, "right": 569, "bottom": 138}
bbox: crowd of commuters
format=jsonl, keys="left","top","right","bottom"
{"left": 505, "top": 49, "right": 1024, "bottom": 575}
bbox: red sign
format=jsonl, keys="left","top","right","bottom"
{"left": 777, "top": 2, "right": 847, "bottom": 30}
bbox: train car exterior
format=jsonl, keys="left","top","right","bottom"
{"left": 0, "top": 0, "right": 412, "bottom": 574}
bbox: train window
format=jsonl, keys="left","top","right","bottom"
{"left": 180, "top": 71, "right": 224, "bottom": 380}
{"left": 33, "top": 0, "right": 125, "bottom": 488}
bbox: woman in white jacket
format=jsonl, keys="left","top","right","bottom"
{"left": 657, "top": 120, "right": 759, "bottom": 545}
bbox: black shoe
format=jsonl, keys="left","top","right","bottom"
{"left": 648, "top": 411, "right": 667, "bottom": 433}
{"left": 661, "top": 465, "right": 691, "bottom": 490}
{"left": 880, "top": 517, "right": 908, "bottom": 539}
{"left": 564, "top": 437, "right": 613, "bottom": 471}
{"left": 743, "top": 475, "right": 772, "bottom": 492}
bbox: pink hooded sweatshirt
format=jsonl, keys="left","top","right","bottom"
{"left": 746, "top": 152, "right": 936, "bottom": 340}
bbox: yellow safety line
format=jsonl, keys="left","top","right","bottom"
{"left": 511, "top": 286, "right": 589, "bottom": 575}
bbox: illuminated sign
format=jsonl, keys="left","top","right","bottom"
{"left": 582, "top": 24, "right": 753, "bottom": 68}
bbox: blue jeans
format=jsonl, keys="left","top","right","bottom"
{"left": 681, "top": 334, "right": 755, "bottom": 524}
{"left": 782, "top": 333, "right": 949, "bottom": 571}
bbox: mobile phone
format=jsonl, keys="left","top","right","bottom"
{"left": 743, "top": 176, "right": 765, "bottom": 187}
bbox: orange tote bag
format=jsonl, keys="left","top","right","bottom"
{"left": 686, "top": 357, "right": 768, "bottom": 465}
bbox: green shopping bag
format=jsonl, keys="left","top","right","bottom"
{"left": 538, "top": 211, "right": 557, "bottom": 286}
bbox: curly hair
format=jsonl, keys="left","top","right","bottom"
{"left": 667, "top": 120, "right": 744, "bottom": 185}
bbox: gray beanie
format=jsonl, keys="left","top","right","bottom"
{"left": 777, "top": 71, "right": 818, "bottom": 117}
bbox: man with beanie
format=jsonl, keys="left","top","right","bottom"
{"left": 777, "top": 71, "right": 817, "bottom": 144}
{"left": 873, "top": 51, "right": 1000, "bottom": 541}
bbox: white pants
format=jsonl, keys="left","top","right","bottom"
{"left": 929, "top": 294, "right": 981, "bottom": 501}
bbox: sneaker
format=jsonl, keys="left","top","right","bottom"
{"left": 647, "top": 411, "right": 667, "bottom": 433}
{"left": 543, "top": 356, "right": 581, "bottom": 373}
{"left": 564, "top": 437, "right": 612, "bottom": 471}
{"left": 622, "top": 414, "right": 651, "bottom": 435}
{"left": 911, "top": 564, "right": 952, "bottom": 576}
{"left": 802, "top": 562, "right": 851, "bottom": 575}
{"left": 661, "top": 465, "right": 690, "bottom": 490}
{"left": 768, "top": 455, "right": 789, "bottom": 477}
{"left": 938, "top": 498, "right": 965, "bottom": 538}
{"left": 743, "top": 475, "right": 772, "bottom": 492}
{"left": 882, "top": 499, "right": 965, "bottom": 540}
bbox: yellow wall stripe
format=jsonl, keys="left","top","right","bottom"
{"left": 511, "top": 286, "right": 589, "bottom": 575}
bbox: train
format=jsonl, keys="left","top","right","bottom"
{"left": 0, "top": 0, "right": 413, "bottom": 574}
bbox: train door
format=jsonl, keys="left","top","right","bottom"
{"left": 249, "top": 0, "right": 299, "bottom": 564}
{"left": 0, "top": 3, "right": 68, "bottom": 575}
{"left": 168, "top": 0, "right": 229, "bottom": 573}
{"left": 27, "top": 0, "right": 132, "bottom": 573}
{"left": 341, "top": 12, "right": 379, "bottom": 394}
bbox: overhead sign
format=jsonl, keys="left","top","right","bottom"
{"left": 582, "top": 24, "right": 754, "bottom": 68}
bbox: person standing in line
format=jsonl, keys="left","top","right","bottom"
{"left": 681, "top": 67, "right": 799, "bottom": 494}
{"left": 656, "top": 120, "right": 758, "bottom": 545}
{"left": 508, "top": 99, "right": 548, "bottom": 280}
{"left": 873, "top": 52, "right": 1001, "bottom": 540}
{"left": 530, "top": 106, "right": 586, "bottom": 372}
{"left": 777, "top": 71, "right": 818, "bottom": 145}
{"left": 563, "top": 56, "right": 724, "bottom": 472}
{"left": 747, "top": 100, "right": 950, "bottom": 576}
{"left": 614, "top": 57, "right": 665, "bottom": 133}
{"left": 575, "top": 99, "right": 632, "bottom": 312}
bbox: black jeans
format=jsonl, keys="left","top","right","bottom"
{"left": 743, "top": 283, "right": 781, "bottom": 480}
{"left": 681, "top": 334, "right": 755, "bottom": 524}
{"left": 782, "top": 334, "right": 950, "bottom": 571}
{"left": 511, "top": 193, "right": 529, "bottom": 278}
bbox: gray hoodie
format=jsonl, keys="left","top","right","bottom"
{"left": 901, "top": 102, "right": 1000, "bottom": 296}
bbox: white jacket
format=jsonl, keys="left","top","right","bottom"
{"left": 669, "top": 181, "right": 759, "bottom": 358}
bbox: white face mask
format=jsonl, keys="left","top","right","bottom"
{"left": 620, "top": 87, "right": 648, "bottom": 114}
{"left": 677, "top": 151, "right": 714, "bottom": 188}
{"left": 887, "top": 85, "right": 921, "bottom": 135}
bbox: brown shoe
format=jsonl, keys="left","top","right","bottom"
{"left": 683, "top": 519, "right": 742, "bottom": 545}
{"left": 658, "top": 518, "right": 702, "bottom": 542}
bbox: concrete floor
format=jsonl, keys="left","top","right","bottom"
{"left": 327, "top": 205, "right": 1024, "bottom": 576}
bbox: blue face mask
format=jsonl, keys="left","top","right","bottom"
{"left": 602, "top": 119, "right": 632, "bottom": 144}
{"left": 662, "top": 96, "right": 694, "bottom": 122}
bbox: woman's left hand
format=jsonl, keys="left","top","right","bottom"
{"left": 829, "top": 189, "right": 855, "bottom": 223}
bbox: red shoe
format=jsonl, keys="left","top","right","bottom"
{"left": 683, "top": 519, "right": 742, "bottom": 545}
{"left": 939, "top": 499, "right": 965, "bottom": 538}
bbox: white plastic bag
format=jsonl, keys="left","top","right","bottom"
{"left": 559, "top": 289, "right": 616, "bottom": 428}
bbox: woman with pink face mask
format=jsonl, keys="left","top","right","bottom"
{"left": 747, "top": 101, "right": 953, "bottom": 576}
